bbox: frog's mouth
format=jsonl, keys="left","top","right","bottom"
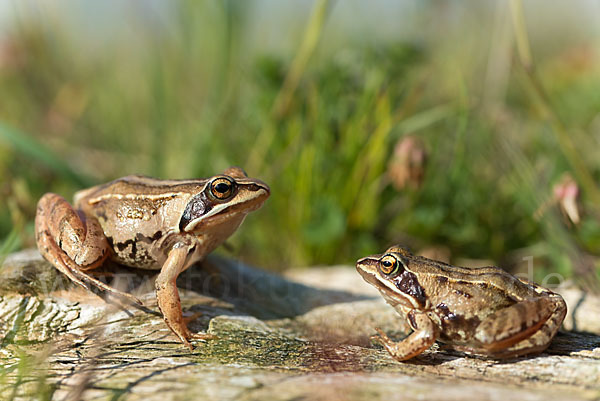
{"left": 356, "top": 255, "right": 392, "bottom": 291}
{"left": 356, "top": 256, "right": 414, "bottom": 309}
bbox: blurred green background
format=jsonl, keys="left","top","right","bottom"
{"left": 0, "top": 0, "right": 599, "bottom": 287}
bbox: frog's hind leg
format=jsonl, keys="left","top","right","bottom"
{"left": 470, "top": 295, "right": 566, "bottom": 358}
{"left": 487, "top": 295, "right": 566, "bottom": 358}
{"left": 35, "top": 193, "right": 141, "bottom": 305}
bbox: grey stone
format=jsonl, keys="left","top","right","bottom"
{"left": 1, "top": 249, "right": 599, "bottom": 401}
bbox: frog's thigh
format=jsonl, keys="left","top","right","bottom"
{"left": 36, "top": 193, "right": 109, "bottom": 269}
{"left": 376, "top": 311, "right": 439, "bottom": 361}
{"left": 36, "top": 193, "right": 143, "bottom": 304}
{"left": 474, "top": 296, "right": 562, "bottom": 352}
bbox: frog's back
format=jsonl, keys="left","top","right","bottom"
{"left": 74, "top": 175, "right": 204, "bottom": 237}
{"left": 412, "top": 257, "right": 556, "bottom": 344}
{"left": 73, "top": 175, "right": 202, "bottom": 269}
{"left": 74, "top": 175, "right": 206, "bottom": 203}
{"left": 415, "top": 256, "right": 544, "bottom": 301}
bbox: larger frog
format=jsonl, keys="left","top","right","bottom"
{"left": 35, "top": 167, "right": 269, "bottom": 349}
{"left": 356, "top": 245, "right": 567, "bottom": 360}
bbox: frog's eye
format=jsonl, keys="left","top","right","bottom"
{"left": 379, "top": 255, "right": 399, "bottom": 275}
{"left": 209, "top": 177, "right": 235, "bottom": 200}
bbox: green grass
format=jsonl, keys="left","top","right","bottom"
{"left": 0, "top": 0, "right": 599, "bottom": 286}
{"left": 0, "top": 346, "right": 55, "bottom": 400}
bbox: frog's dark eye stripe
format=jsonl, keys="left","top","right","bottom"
{"left": 379, "top": 255, "right": 400, "bottom": 275}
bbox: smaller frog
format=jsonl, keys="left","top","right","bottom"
{"left": 356, "top": 245, "right": 567, "bottom": 360}
{"left": 35, "top": 167, "right": 269, "bottom": 349}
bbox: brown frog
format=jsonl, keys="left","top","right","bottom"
{"left": 356, "top": 245, "right": 567, "bottom": 360}
{"left": 35, "top": 167, "right": 269, "bottom": 349}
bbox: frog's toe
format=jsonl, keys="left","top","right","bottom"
{"left": 370, "top": 328, "right": 391, "bottom": 346}
{"left": 182, "top": 311, "right": 203, "bottom": 325}
{"left": 370, "top": 334, "right": 384, "bottom": 345}
{"left": 190, "top": 332, "right": 216, "bottom": 341}
{"left": 183, "top": 332, "right": 216, "bottom": 351}
{"left": 374, "top": 327, "right": 391, "bottom": 341}
{"left": 181, "top": 338, "right": 194, "bottom": 351}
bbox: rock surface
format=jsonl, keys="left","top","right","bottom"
{"left": 0, "top": 250, "right": 599, "bottom": 400}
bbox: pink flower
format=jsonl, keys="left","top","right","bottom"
{"left": 553, "top": 174, "right": 580, "bottom": 225}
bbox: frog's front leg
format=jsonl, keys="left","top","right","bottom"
{"left": 472, "top": 295, "right": 567, "bottom": 357}
{"left": 155, "top": 243, "right": 215, "bottom": 350}
{"left": 35, "top": 193, "right": 141, "bottom": 304}
{"left": 371, "top": 310, "right": 439, "bottom": 361}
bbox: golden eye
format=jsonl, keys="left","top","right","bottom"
{"left": 379, "top": 255, "right": 399, "bottom": 275}
{"left": 209, "top": 177, "right": 235, "bottom": 200}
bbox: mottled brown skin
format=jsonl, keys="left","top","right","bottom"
{"left": 35, "top": 167, "right": 270, "bottom": 349}
{"left": 356, "top": 245, "right": 567, "bottom": 361}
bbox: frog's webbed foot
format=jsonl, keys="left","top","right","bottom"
{"left": 370, "top": 312, "right": 439, "bottom": 361}
{"left": 370, "top": 327, "right": 400, "bottom": 354}
{"left": 187, "top": 331, "right": 217, "bottom": 346}
{"left": 174, "top": 325, "right": 216, "bottom": 351}
{"left": 184, "top": 312, "right": 217, "bottom": 340}
{"left": 35, "top": 193, "right": 142, "bottom": 306}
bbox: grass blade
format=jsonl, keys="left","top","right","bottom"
{"left": 0, "top": 122, "right": 90, "bottom": 187}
